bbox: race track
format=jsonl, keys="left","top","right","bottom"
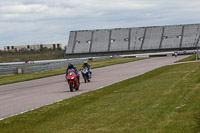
{"left": 0, "top": 56, "right": 186, "bottom": 120}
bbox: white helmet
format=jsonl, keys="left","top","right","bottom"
{"left": 84, "top": 60, "right": 88, "bottom": 64}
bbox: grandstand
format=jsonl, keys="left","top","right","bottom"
{"left": 65, "top": 24, "right": 200, "bottom": 58}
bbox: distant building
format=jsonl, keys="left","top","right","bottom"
{"left": 4, "top": 44, "right": 62, "bottom": 51}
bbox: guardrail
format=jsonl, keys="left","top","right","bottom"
{"left": 6, "top": 56, "right": 122, "bottom": 74}
{"left": 21, "top": 56, "right": 118, "bottom": 74}
{"left": 0, "top": 66, "right": 18, "bottom": 75}
{"left": 21, "top": 59, "right": 85, "bottom": 74}
{"left": 0, "top": 50, "right": 196, "bottom": 75}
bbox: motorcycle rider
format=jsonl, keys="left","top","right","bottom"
{"left": 82, "top": 60, "right": 92, "bottom": 74}
{"left": 82, "top": 60, "right": 92, "bottom": 75}
{"left": 82, "top": 60, "right": 90, "bottom": 68}
{"left": 66, "top": 63, "right": 80, "bottom": 83}
{"left": 174, "top": 52, "right": 178, "bottom": 57}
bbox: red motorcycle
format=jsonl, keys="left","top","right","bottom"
{"left": 66, "top": 71, "right": 79, "bottom": 92}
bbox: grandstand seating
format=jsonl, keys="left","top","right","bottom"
{"left": 91, "top": 30, "right": 110, "bottom": 52}
{"left": 66, "top": 24, "right": 200, "bottom": 56}
{"left": 66, "top": 31, "right": 76, "bottom": 53}
{"left": 142, "top": 27, "right": 163, "bottom": 50}
{"left": 129, "top": 28, "right": 145, "bottom": 50}
{"left": 73, "top": 31, "right": 92, "bottom": 53}
{"left": 182, "top": 25, "right": 199, "bottom": 48}
{"left": 109, "top": 28, "right": 129, "bottom": 51}
{"left": 161, "top": 25, "right": 182, "bottom": 49}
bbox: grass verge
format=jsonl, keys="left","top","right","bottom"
{"left": 176, "top": 54, "right": 195, "bottom": 62}
{"left": 0, "top": 53, "right": 64, "bottom": 63}
{"left": 0, "top": 61, "right": 200, "bottom": 133}
{"left": 0, "top": 57, "right": 147, "bottom": 85}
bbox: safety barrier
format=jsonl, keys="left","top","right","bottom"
{"left": 21, "top": 59, "right": 85, "bottom": 74}
{"left": 21, "top": 56, "right": 121, "bottom": 74}
{"left": 90, "top": 56, "right": 111, "bottom": 61}
{"left": 0, "top": 66, "right": 18, "bottom": 75}
{"left": 1, "top": 51, "right": 187, "bottom": 75}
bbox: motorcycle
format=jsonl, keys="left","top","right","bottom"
{"left": 66, "top": 71, "right": 79, "bottom": 92}
{"left": 81, "top": 67, "right": 91, "bottom": 83}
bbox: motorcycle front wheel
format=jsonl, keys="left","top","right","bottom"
{"left": 69, "top": 82, "right": 73, "bottom": 92}
{"left": 83, "top": 75, "right": 87, "bottom": 83}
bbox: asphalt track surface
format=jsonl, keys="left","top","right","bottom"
{"left": 0, "top": 56, "right": 187, "bottom": 120}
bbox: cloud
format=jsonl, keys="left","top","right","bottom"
{"left": 0, "top": 4, "right": 48, "bottom": 14}
{"left": 0, "top": 0, "right": 156, "bottom": 22}
{"left": 0, "top": 0, "right": 200, "bottom": 49}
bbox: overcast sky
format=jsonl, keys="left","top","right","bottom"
{"left": 0, "top": 0, "right": 200, "bottom": 49}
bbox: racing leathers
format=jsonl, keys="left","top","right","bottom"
{"left": 82, "top": 63, "right": 92, "bottom": 78}
{"left": 66, "top": 66, "right": 80, "bottom": 83}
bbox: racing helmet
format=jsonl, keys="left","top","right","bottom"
{"left": 84, "top": 60, "right": 88, "bottom": 64}
{"left": 68, "top": 63, "right": 73, "bottom": 69}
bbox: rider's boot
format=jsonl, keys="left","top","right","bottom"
{"left": 78, "top": 76, "right": 80, "bottom": 84}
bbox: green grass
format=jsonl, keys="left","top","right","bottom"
{"left": 1, "top": 61, "right": 200, "bottom": 133}
{"left": 176, "top": 54, "right": 195, "bottom": 62}
{"left": 0, "top": 53, "right": 64, "bottom": 63}
{"left": 0, "top": 57, "right": 147, "bottom": 85}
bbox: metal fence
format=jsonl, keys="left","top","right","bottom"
{"left": 0, "top": 53, "right": 164, "bottom": 75}
{"left": 0, "top": 66, "right": 18, "bottom": 75}
{"left": 21, "top": 56, "right": 119, "bottom": 74}
{"left": 21, "top": 56, "right": 122, "bottom": 74}
{"left": 90, "top": 56, "right": 111, "bottom": 61}
{"left": 21, "top": 59, "right": 86, "bottom": 74}
{"left": 0, "top": 56, "right": 123, "bottom": 75}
